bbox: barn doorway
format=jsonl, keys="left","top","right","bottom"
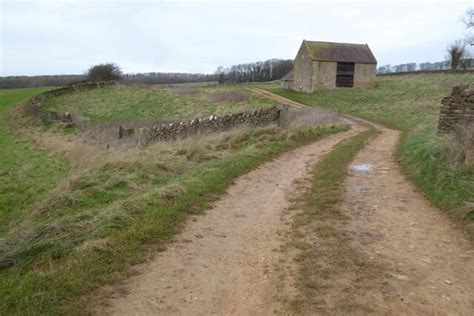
{"left": 336, "top": 62, "right": 355, "bottom": 87}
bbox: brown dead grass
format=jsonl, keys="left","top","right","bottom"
{"left": 286, "top": 108, "right": 340, "bottom": 127}
{"left": 441, "top": 122, "right": 474, "bottom": 167}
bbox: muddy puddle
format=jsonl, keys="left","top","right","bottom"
{"left": 350, "top": 163, "right": 373, "bottom": 172}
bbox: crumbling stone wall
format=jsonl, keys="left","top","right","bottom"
{"left": 438, "top": 84, "right": 474, "bottom": 133}
{"left": 25, "top": 81, "right": 116, "bottom": 124}
{"left": 120, "top": 106, "right": 288, "bottom": 144}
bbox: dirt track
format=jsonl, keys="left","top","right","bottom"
{"left": 94, "top": 123, "right": 362, "bottom": 315}
{"left": 94, "top": 90, "right": 474, "bottom": 315}
{"left": 339, "top": 124, "right": 474, "bottom": 314}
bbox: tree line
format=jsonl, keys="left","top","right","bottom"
{"left": 377, "top": 61, "right": 448, "bottom": 74}
{"left": 0, "top": 59, "right": 293, "bottom": 89}
{"left": 377, "top": 59, "right": 473, "bottom": 74}
{"left": 121, "top": 72, "right": 218, "bottom": 85}
{"left": 214, "top": 58, "right": 293, "bottom": 83}
{"left": 0, "top": 75, "right": 85, "bottom": 89}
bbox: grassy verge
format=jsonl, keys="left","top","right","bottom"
{"left": 0, "top": 108, "right": 348, "bottom": 314}
{"left": 284, "top": 128, "right": 379, "bottom": 313}
{"left": 0, "top": 88, "right": 69, "bottom": 234}
{"left": 260, "top": 72, "right": 474, "bottom": 239}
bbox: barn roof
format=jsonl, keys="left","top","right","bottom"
{"left": 281, "top": 69, "right": 294, "bottom": 81}
{"left": 304, "top": 40, "right": 377, "bottom": 64}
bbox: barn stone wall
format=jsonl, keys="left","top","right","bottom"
{"left": 121, "top": 106, "right": 288, "bottom": 145}
{"left": 316, "top": 61, "right": 337, "bottom": 90}
{"left": 438, "top": 84, "right": 474, "bottom": 133}
{"left": 293, "top": 43, "right": 314, "bottom": 93}
{"left": 354, "top": 63, "right": 376, "bottom": 88}
{"left": 25, "top": 81, "right": 117, "bottom": 124}
{"left": 291, "top": 57, "right": 375, "bottom": 92}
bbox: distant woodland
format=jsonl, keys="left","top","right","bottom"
{"left": 2, "top": 57, "right": 472, "bottom": 88}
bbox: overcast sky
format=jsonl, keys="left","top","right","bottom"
{"left": 1, "top": 0, "right": 472, "bottom": 76}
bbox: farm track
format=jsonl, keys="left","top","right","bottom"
{"left": 94, "top": 120, "right": 363, "bottom": 315}
{"left": 332, "top": 123, "right": 474, "bottom": 314}
{"left": 94, "top": 89, "right": 474, "bottom": 315}
{"left": 247, "top": 87, "right": 311, "bottom": 109}
{"left": 252, "top": 89, "right": 474, "bottom": 314}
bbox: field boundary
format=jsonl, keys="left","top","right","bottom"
{"left": 125, "top": 105, "right": 288, "bottom": 144}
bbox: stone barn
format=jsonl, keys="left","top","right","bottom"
{"left": 281, "top": 40, "right": 377, "bottom": 93}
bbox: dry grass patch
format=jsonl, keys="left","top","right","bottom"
{"left": 441, "top": 122, "right": 474, "bottom": 167}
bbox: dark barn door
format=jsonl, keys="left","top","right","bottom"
{"left": 336, "top": 62, "right": 355, "bottom": 87}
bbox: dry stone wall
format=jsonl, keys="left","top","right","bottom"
{"left": 120, "top": 106, "right": 288, "bottom": 144}
{"left": 25, "top": 81, "right": 116, "bottom": 124}
{"left": 438, "top": 84, "right": 474, "bottom": 133}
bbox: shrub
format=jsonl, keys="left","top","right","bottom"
{"left": 85, "top": 63, "right": 122, "bottom": 82}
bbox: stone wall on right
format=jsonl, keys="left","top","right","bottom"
{"left": 438, "top": 84, "right": 474, "bottom": 133}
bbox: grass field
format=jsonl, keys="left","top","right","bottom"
{"left": 260, "top": 72, "right": 474, "bottom": 238}
{"left": 0, "top": 85, "right": 345, "bottom": 314}
{"left": 42, "top": 85, "right": 278, "bottom": 124}
{"left": 0, "top": 88, "right": 69, "bottom": 235}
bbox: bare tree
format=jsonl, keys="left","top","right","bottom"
{"left": 447, "top": 40, "right": 466, "bottom": 69}
{"left": 377, "top": 64, "right": 392, "bottom": 74}
{"left": 461, "top": 8, "right": 474, "bottom": 47}
{"left": 462, "top": 8, "right": 474, "bottom": 28}
{"left": 86, "top": 63, "right": 122, "bottom": 82}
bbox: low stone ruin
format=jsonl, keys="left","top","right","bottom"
{"left": 438, "top": 84, "right": 474, "bottom": 133}
{"left": 119, "top": 106, "right": 288, "bottom": 144}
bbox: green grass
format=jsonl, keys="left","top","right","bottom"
{"left": 284, "top": 128, "right": 379, "bottom": 313}
{"left": 0, "top": 86, "right": 348, "bottom": 314}
{"left": 42, "top": 85, "right": 278, "bottom": 124}
{"left": 262, "top": 73, "right": 473, "bottom": 130}
{"left": 261, "top": 72, "right": 474, "bottom": 239}
{"left": 0, "top": 88, "right": 69, "bottom": 234}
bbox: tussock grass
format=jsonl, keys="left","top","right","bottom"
{"left": 440, "top": 122, "right": 474, "bottom": 167}
{"left": 398, "top": 126, "right": 474, "bottom": 236}
{"left": 262, "top": 72, "right": 474, "bottom": 239}
{"left": 0, "top": 97, "right": 348, "bottom": 314}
